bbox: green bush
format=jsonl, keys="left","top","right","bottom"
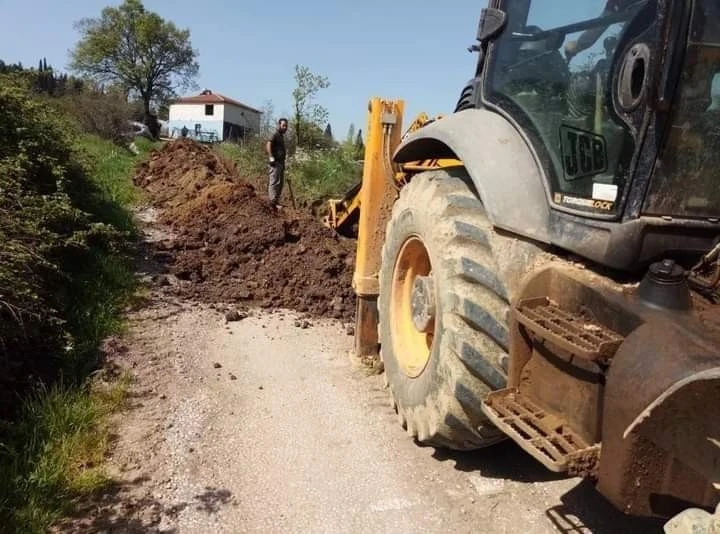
{"left": 288, "top": 146, "right": 362, "bottom": 205}
{"left": 56, "top": 90, "right": 135, "bottom": 143}
{"left": 0, "top": 84, "right": 154, "bottom": 400}
{"left": 0, "top": 376, "right": 129, "bottom": 533}
{"left": 0, "top": 82, "right": 151, "bottom": 532}
{"left": 216, "top": 137, "right": 267, "bottom": 191}
{"left": 0, "top": 84, "right": 91, "bottom": 403}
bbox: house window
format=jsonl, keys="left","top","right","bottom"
{"left": 204, "top": 104, "right": 214, "bottom": 116}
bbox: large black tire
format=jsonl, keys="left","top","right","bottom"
{"left": 378, "top": 169, "right": 527, "bottom": 450}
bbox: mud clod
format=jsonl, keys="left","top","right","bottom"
{"left": 225, "top": 309, "right": 248, "bottom": 322}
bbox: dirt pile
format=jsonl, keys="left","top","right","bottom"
{"left": 134, "top": 139, "right": 356, "bottom": 321}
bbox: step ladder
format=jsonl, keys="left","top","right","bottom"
{"left": 481, "top": 297, "right": 624, "bottom": 476}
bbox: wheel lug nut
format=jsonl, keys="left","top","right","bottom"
{"left": 411, "top": 275, "right": 435, "bottom": 333}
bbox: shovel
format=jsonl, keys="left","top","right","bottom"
{"left": 286, "top": 176, "right": 297, "bottom": 209}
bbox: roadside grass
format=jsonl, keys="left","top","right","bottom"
{"left": 287, "top": 147, "right": 362, "bottom": 205}
{"left": 216, "top": 137, "right": 267, "bottom": 192}
{"left": 0, "top": 375, "right": 131, "bottom": 533}
{"left": 62, "top": 135, "right": 160, "bottom": 376}
{"left": 0, "top": 134, "right": 158, "bottom": 533}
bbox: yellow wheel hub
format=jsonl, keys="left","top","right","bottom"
{"left": 390, "top": 236, "right": 436, "bottom": 378}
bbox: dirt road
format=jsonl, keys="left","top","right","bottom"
{"left": 59, "top": 289, "right": 664, "bottom": 533}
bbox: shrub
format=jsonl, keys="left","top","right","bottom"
{"left": 216, "top": 136, "right": 267, "bottom": 191}
{"left": 56, "top": 90, "right": 134, "bottom": 143}
{"left": 287, "top": 145, "right": 362, "bottom": 206}
{"left": 0, "top": 83, "right": 133, "bottom": 416}
{"left": 0, "top": 82, "right": 149, "bottom": 532}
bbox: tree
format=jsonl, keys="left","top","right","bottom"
{"left": 346, "top": 123, "right": 356, "bottom": 146}
{"left": 291, "top": 64, "right": 330, "bottom": 147}
{"left": 355, "top": 128, "right": 365, "bottom": 159}
{"left": 324, "top": 123, "right": 333, "bottom": 141}
{"left": 259, "top": 99, "right": 276, "bottom": 138}
{"left": 69, "top": 0, "right": 199, "bottom": 136}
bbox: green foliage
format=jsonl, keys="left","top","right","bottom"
{"left": 78, "top": 134, "right": 155, "bottom": 209}
{"left": 0, "top": 83, "right": 146, "bottom": 532}
{"left": 56, "top": 89, "right": 135, "bottom": 143}
{"left": 345, "top": 123, "right": 356, "bottom": 145}
{"left": 288, "top": 146, "right": 362, "bottom": 204}
{"left": 290, "top": 118, "right": 335, "bottom": 150}
{"left": 355, "top": 129, "right": 365, "bottom": 160}
{"left": 1, "top": 57, "right": 141, "bottom": 142}
{"left": 0, "top": 82, "right": 141, "bottom": 400}
{"left": 69, "top": 0, "right": 199, "bottom": 132}
{"left": 0, "top": 59, "right": 25, "bottom": 73}
{"left": 292, "top": 64, "right": 330, "bottom": 148}
{"left": 340, "top": 123, "right": 364, "bottom": 160}
{"left": 0, "top": 376, "right": 130, "bottom": 533}
{"left": 0, "top": 85, "right": 87, "bottom": 397}
{"left": 1, "top": 58, "right": 86, "bottom": 97}
{"left": 216, "top": 137, "right": 268, "bottom": 191}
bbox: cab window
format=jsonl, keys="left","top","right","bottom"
{"left": 484, "top": 1, "right": 652, "bottom": 215}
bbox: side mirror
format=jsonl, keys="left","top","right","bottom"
{"left": 476, "top": 8, "right": 507, "bottom": 42}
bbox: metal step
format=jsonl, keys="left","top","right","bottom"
{"left": 481, "top": 387, "right": 600, "bottom": 475}
{"left": 515, "top": 297, "right": 624, "bottom": 364}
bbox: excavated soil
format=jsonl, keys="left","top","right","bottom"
{"left": 133, "top": 139, "right": 356, "bottom": 321}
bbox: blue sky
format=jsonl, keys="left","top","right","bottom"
{"left": 0, "top": 0, "right": 489, "bottom": 138}
{"left": 5, "top": 1, "right": 677, "bottom": 136}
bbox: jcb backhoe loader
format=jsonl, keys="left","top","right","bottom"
{"left": 349, "top": 0, "right": 720, "bottom": 528}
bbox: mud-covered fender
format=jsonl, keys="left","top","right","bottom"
{"left": 393, "top": 108, "right": 551, "bottom": 243}
{"left": 597, "top": 319, "right": 720, "bottom": 517}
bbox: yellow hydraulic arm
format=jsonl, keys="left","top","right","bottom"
{"left": 351, "top": 98, "right": 405, "bottom": 358}
{"left": 350, "top": 98, "right": 461, "bottom": 358}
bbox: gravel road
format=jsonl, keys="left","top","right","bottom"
{"left": 56, "top": 288, "right": 665, "bottom": 534}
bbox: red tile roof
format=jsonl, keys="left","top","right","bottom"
{"left": 174, "top": 92, "right": 261, "bottom": 113}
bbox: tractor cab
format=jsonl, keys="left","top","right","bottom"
{"left": 467, "top": 0, "right": 720, "bottom": 271}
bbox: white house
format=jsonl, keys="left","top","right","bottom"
{"left": 168, "top": 89, "right": 262, "bottom": 142}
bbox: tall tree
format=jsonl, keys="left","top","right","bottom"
{"left": 69, "top": 0, "right": 199, "bottom": 136}
{"left": 355, "top": 128, "right": 365, "bottom": 159}
{"left": 291, "top": 64, "right": 330, "bottom": 147}
{"left": 345, "top": 123, "right": 356, "bottom": 146}
{"left": 324, "top": 123, "right": 333, "bottom": 140}
{"left": 259, "top": 99, "right": 276, "bottom": 137}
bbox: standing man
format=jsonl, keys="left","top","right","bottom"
{"left": 266, "top": 118, "right": 288, "bottom": 209}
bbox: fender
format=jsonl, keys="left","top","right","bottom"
{"left": 393, "top": 108, "right": 552, "bottom": 244}
{"left": 598, "top": 319, "right": 720, "bottom": 516}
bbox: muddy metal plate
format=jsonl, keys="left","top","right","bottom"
{"left": 481, "top": 387, "right": 600, "bottom": 475}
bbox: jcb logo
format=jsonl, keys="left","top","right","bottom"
{"left": 560, "top": 125, "right": 607, "bottom": 180}
{"left": 593, "top": 200, "right": 614, "bottom": 211}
